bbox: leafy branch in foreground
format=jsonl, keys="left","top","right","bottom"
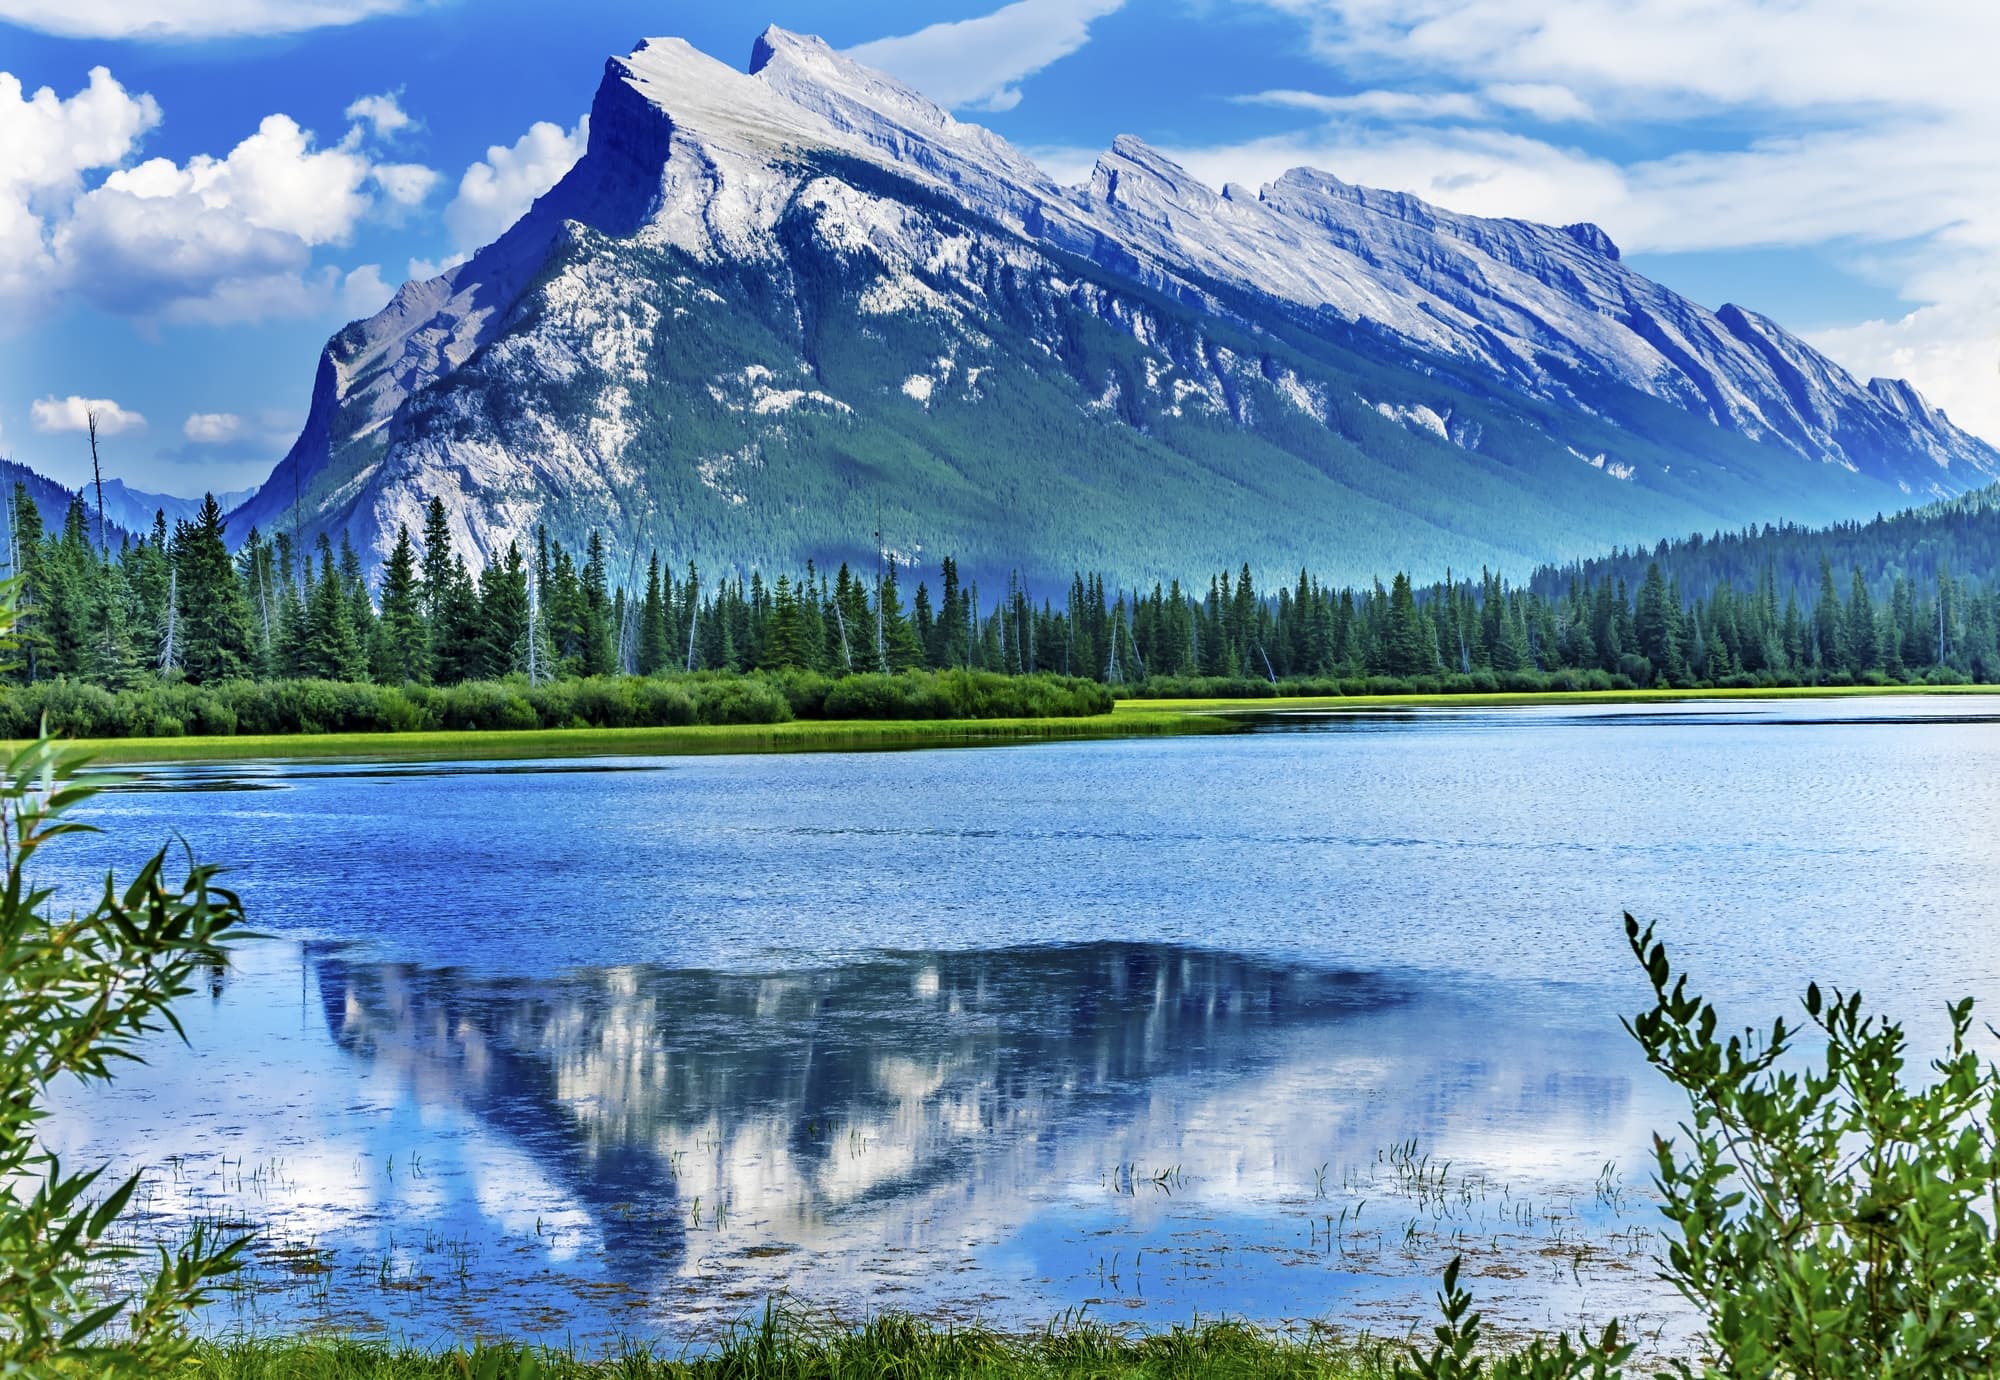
{"left": 1626, "top": 912, "right": 2000, "bottom": 1377}
{"left": 0, "top": 580, "right": 251, "bottom": 1374}
{"left": 1409, "top": 915, "right": 2000, "bottom": 1378}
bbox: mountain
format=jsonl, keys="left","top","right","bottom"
{"left": 0, "top": 457, "right": 113, "bottom": 548}
{"left": 97, "top": 479, "right": 260, "bottom": 537}
{"left": 233, "top": 27, "right": 1999, "bottom": 589}
{"left": 0, "top": 457, "right": 262, "bottom": 555}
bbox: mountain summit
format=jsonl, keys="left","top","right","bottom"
{"left": 231, "top": 27, "right": 1998, "bottom": 586}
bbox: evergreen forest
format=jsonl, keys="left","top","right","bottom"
{"left": 4, "top": 481, "right": 1998, "bottom": 739}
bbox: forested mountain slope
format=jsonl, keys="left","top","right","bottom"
{"left": 1528, "top": 483, "right": 2000, "bottom": 606}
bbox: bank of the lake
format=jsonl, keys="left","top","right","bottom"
{"left": 35, "top": 680, "right": 2000, "bottom": 764}
{"left": 166, "top": 1321, "right": 1394, "bottom": 1379}
{"left": 40, "top": 706, "right": 1231, "bottom": 765}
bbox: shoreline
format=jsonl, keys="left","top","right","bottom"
{"left": 28, "top": 681, "right": 1998, "bottom": 766}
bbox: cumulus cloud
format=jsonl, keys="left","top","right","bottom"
{"left": 183, "top": 411, "right": 243, "bottom": 443}
{"left": 344, "top": 91, "right": 413, "bottom": 139}
{"left": 441, "top": 116, "right": 587, "bottom": 253}
{"left": 0, "top": 0, "right": 422, "bottom": 40}
{"left": 1, "top": 67, "right": 439, "bottom": 325}
{"left": 1203, "top": 0, "right": 2000, "bottom": 441}
{"left": 338, "top": 262, "right": 394, "bottom": 318}
{"left": 848, "top": 0, "right": 1125, "bottom": 112}
{"left": 32, "top": 395, "right": 145, "bottom": 435}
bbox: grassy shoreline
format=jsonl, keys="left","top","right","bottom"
{"left": 28, "top": 680, "right": 1998, "bottom": 766}
{"left": 162, "top": 1319, "right": 1395, "bottom": 1378}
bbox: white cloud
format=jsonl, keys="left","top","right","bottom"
{"left": 1809, "top": 262, "right": 2000, "bottom": 448}
{"left": 344, "top": 91, "right": 413, "bottom": 139}
{"left": 2, "top": 68, "right": 439, "bottom": 326}
{"left": 338, "top": 263, "right": 393, "bottom": 318}
{"left": 183, "top": 411, "right": 243, "bottom": 443}
{"left": 407, "top": 251, "right": 468, "bottom": 282}
{"left": 848, "top": 0, "right": 1125, "bottom": 112}
{"left": 442, "top": 116, "right": 587, "bottom": 254}
{"left": 1021, "top": 143, "right": 1103, "bottom": 187}
{"left": 32, "top": 395, "right": 145, "bottom": 435}
{"left": 371, "top": 160, "right": 439, "bottom": 207}
{"left": 0, "top": 67, "right": 160, "bottom": 313}
{"left": 1255, "top": 0, "right": 2000, "bottom": 121}
{"left": 0, "top": 0, "right": 422, "bottom": 40}
{"left": 0, "top": 66, "right": 159, "bottom": 198}
{"left": 1483, "top": 83, "right": 1592, "bottom": 123}
{"left": 1240, "top": 88, "right": 1487, "bottom": 122}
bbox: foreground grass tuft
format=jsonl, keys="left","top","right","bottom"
{"left": 164, "top": 1316, "right": 1390, "bottom": 1379}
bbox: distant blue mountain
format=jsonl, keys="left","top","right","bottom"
{"left": 95, "top": 478, "right": 261, "bottom": 537}
{"left": 0, "top": 457, "right": 259, "bottom": 550}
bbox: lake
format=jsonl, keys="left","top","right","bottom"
{"left": 37, "top": 695, "right": 2000, "bottom": 1353}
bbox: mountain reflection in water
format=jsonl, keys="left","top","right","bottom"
{"left": 47, "top": 938, "right": 1676, "bottom": 1347}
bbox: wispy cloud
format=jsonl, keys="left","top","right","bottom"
{"left": 848, "top": 0, "right": 1125, "bottom": 113}
{"left": 0, "top": 0, "right": 426, "bottom": 41}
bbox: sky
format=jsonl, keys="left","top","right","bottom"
{"left": 0, "top": 0, "right": 1994, "bottom": 497}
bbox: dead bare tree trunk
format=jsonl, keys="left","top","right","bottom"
{"left": 87, "top": 411, "right": 107, "bottom": 560}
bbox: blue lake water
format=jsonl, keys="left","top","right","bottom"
{"left": 38, "top": 696, "right": 2000, "bottom": 1352}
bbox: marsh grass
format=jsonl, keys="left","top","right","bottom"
{"left": 44, "top": 681, "right": 1999, "bottom": 766}
{"left": 160, "top": 1313, "right": 1394, "bottom": 1378}
{"left": 53, "top": 709, "right": 1235, "bottom": 766}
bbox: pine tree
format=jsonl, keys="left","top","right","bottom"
{"left": 1844, "top": 567, "right": 1878, "bottom": 674}
{"left": 174, "top": 495, "right": 257, "bottom": 684}
{"left": 1383, "top": 572, "right": 1429, "bottom": 676}
{"left": 432, "top": 556, "right": 488, "bottom": 684}
{"left": 1814, "top": 557, "right": 1845, "bottom": 672}
{"left": 377, "top": 524, "right": 429, "bottom": 683}
{"left": 577, "top": 531, "right": 615, "bottom": 676}
{"left": 299, "top": 541, "right": 366, "bottom": 682}
{"left": 479, "top": 542, "right": 530, "bottom": 676}
{"left": 762, "top": 575, "right": 811, "bottom": 670}
{"left": 419, "top": 497, "right": 456, "bottom": 627}
{"left": 638, "top": 554, "right": 668, "bottom": 675}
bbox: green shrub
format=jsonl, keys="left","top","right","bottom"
{"left": 688, "top": 677, "right": 793, "bottom": 725}
{"left": 1408, "top": 915, "right": 2000, "bottom": 1378}
{"left": 0, "top": 591, "right": 248, "bottom": 1373}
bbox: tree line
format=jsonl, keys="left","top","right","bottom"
{"left": 5, "top": 482, "right": 1999, "bottom": 707}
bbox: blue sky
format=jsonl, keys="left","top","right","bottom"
{"left": 1, "top": 0, "right": 1993, "bottom": 495}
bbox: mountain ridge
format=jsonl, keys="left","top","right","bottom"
{"left": 227, "top": 25, "right": 1998, "bottom": 588}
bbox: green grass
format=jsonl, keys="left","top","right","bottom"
{"left": 38, "top": 681, "right": 1998, "bottom": 766}
{"left": 158, "top": 1317, "right": 1391, "bottom": 1378}
{"left": 52, "top": 708, "right": 1235, "bottom": 766}
{"left": 1127, "top": 682, "right": 2000, "bottom": 713}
